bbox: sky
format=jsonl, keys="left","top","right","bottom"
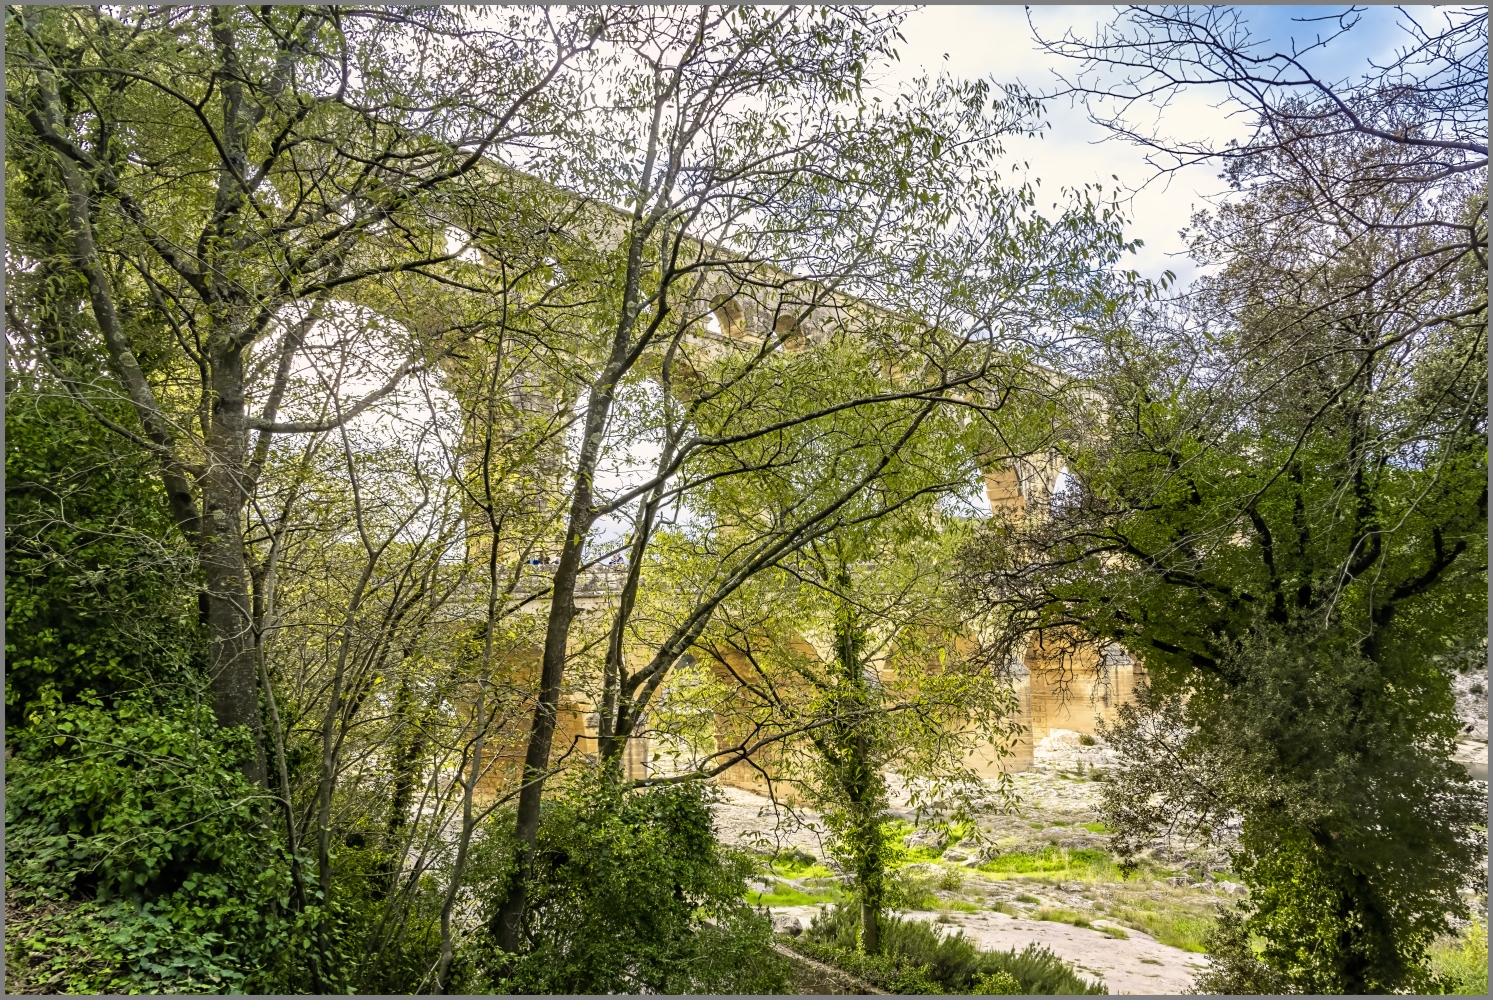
{"left": 890, "top": 4, "right": 1433, "bottom": 287}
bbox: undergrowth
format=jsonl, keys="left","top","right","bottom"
{"left": 1429, "top": 920, "right": 1489, "bottom": 995}
{"left": 789, "top": 903, "right": 1106, "bottom": 994}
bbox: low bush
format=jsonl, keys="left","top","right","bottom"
{"left": 971, "top": 969, "right": 1024, "bottom": 994}
{"left": 887, "top": 866, "right": 942, "bottom": 910}
{"left": 451, "top": 775, "right": 788, "bottom": 995}
{"left": 1428, "top": 920, "right": 1489, "bottom": 995}
{"left": 791, "top": 903, "right": 1106, "bottom": 994}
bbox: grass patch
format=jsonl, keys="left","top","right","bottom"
{"left": 1034, "top": 906, "right": 1092, "bottom": 928}
{"left": 747, "top": 880, "right": 845, "bottom": 908}
{"left": 1015, "top": 893, "right": 1041, "bottom": 904}
{"left": 1082, "top": 822, "right": 1110, "bottom": 834}
{"left": 977, "top": 847, "right": 1121, "bottom": 881}
{"left": 790, "top": 905, "right": 1107, "bottom": 994}
{"left": 884, "top": 819, "right": 949, "bottom": 865}
{"left": 943, "top": 900, "right": 979, "bottom": 913}
{"left": 1104, "top": 902, "right": 1213, "bottom": 952}
{"left": 768, "top": 848, "right": 834, "bottom": 880}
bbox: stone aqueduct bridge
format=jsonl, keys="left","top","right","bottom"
{"left": 494, "top": 523, "right": 1146, "bottom": 797}
{"left": 444, "top": 183, "right": 1145, "bottom": 797}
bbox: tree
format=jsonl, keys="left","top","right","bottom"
{"left": 682, "top": 509, "right": 1020, "bottom": 955}
{"left": 1034, "top": 4, "right": 1487, "bottom": 265}
{"left": 4, "top": 4, "right": 599, "bottom": 780}
{"left": 957, "top": 11, "right": 1490, "bottom": 990}
{"left": 634, "top": 357, "right": 1037, "bottom": 956}
{"left": 961, "top": 129, "right": 1486, "bottom": 991}
{"left": 479, "top": 5, "right": 1136, "bottom": 947}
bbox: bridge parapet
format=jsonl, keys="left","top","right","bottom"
{"left": 508, "top": 565, "right": 629, "bottom": 610}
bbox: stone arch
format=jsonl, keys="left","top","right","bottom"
{"left": 709, "top": 294, "right": 747, "bottom": 340}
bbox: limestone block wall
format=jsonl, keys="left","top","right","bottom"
{"left": 469, "top": 643, "right": 652, "bottom": 805}
{"left": 961, "top": 674, "right": 1034, "bottom": 777}
{"left": 1025, "top": 639, "right": 1143, "bottom": 741}
{"left": 467, "top": 635, "right": 1141, "bottom": 811}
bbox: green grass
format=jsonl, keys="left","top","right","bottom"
{"left": 768, "top": 848, "right": 835, "bottom": 880}
{"left": 977, "top": 847, "right": 1122, "bottom": 881}
{"left": 1103, "top": 899, "right": 1214, "bottom": 953}
{"left": 1031, "top": 906, "right": 1129, "bottom": 938}
{"left": 903, "top": 845, "right": 945, "bottom": 864}
{"left": 884, "top": 818, "right": 946, "bottom": 865}
{"left": 747, "top": 880, "right": 846, "bottom": 907}
{"left": 1034, "top": 906, "right": 1091, "bottom": 928}
{"left": 1429, "top": 921, "right": 1488, "bottom": 995}
{"left": 1082, "top": 822, "right": 1110, "bottom": 834}
{"left": 773, "top": 861, "right": 836, "bottom": 879}
{"left": 1015, "top": 893, "right": 1041, "bottom": 904}
{"left": 882, "top": 819, "right": 980, "bottom": 867}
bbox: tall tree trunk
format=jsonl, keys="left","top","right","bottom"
{"left": 21, "top": 21, "right": 266, "bottom": 780}
{"left": 204, "top": 336, "right": 267, "bottom": 783}
{"left": 492, "top": 372, "right": 623, "bottom": 950}
{"left": 490, "top": 517, "right": 585, "bottom": 952}
{"left": 492, "top": 55, "right": 669, "bottom": 943}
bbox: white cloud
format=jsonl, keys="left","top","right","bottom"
{"left": 889, "top": 4, "right": 1433, "bottom": 290}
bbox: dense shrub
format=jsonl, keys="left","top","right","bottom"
{"left": 1429, "top": 920, "right": 1489, "bottom": 996}
{"left": 449, "top": 775, "right": 788, "bottom": 995}
{"left": 5, "top": 384, "right": 204, "bottom": 723}
{"left": 1190, "top": 905, "right": 1291, "bottom": 995}
{"left": 793, "top": 903, "right": 1106, "bottom": 994}
{"left": 4, "top": 697, "right": 324, "bottom": 993}
{"left": 3, "top": 387, "right": 328, "bottom": 993}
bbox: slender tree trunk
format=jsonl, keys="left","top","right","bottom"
{"left": 596, "top": 475, "right": 669, "bottom": 765}
{"left": 493, "top": 57, "right": 675, "bottom": 943}
{"left": 490, "top": 522, "right": 585, "bottom": 951}
{"left": 849, "top": 730, "right": 882, "bottom": 955}
{"left": 435, "top": 689, "right": 489, "bottom": 993}
{"left": 492, "top": 375, "right": 622, "bottom": 950}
